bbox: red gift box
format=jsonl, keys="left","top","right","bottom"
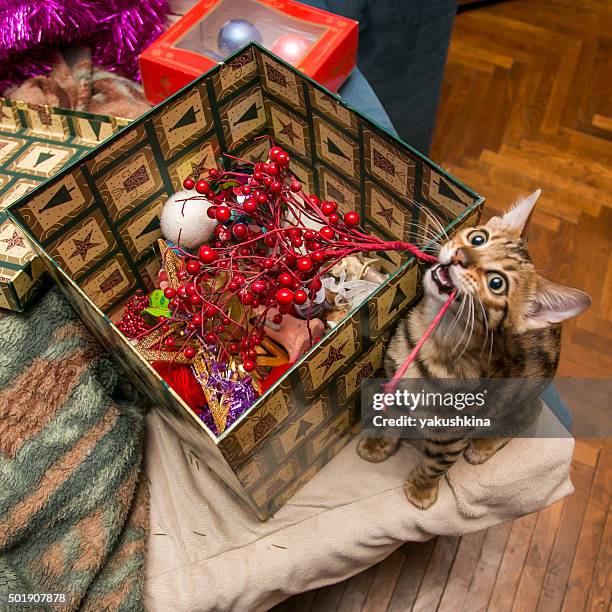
{"left": 139, "top": 0, "right": 358, "bottom": 104}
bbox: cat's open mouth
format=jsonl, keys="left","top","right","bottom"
{"left": 431, "top": 264, "right": 455, "bottom": 294}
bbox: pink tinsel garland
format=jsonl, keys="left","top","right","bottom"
{"left": 0, "top": 0, "right": 170, "bottom": 89}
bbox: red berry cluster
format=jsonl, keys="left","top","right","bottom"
{"left": 117, "top": 292, "right": 151, "bottom": 338}
{"left": 136, "top": 142, "right": 435, "bottom": 372}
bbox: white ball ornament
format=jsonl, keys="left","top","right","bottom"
{"left": 160, "top": 190, "right": 217, "bottom": 249}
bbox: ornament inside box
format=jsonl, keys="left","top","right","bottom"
{"left": 139, "top": 0, "right": 358, "bottom": 103}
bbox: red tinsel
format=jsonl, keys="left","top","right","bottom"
{"left": 152, "top": 361, "right": 207, "bottom": 411}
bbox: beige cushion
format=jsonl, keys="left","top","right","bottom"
{"left": 144, "top": 407, "right": 573, "bottom": 611}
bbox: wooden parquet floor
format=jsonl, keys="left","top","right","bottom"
{"left": 275, "top": 1, "right": 611, "bottom": 610}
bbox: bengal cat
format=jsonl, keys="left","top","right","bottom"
{"left": 357, "top": 190, "right": 591, "bottom": 509}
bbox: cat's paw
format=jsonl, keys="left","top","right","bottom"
{"left": 404, "top": 479, "right": 439, "bottom": 509}
{"left": 357, "top": 437, "right": 399, "bottom": 463}
{"left": 464, "top": 439, "right": 508, "bottom": 465}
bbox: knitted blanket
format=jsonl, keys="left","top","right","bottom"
{"left": 0, "top": 288, "right": 148, "bottom": 611}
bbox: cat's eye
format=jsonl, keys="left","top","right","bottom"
{"left": 468, "top": 230, "right": 488, "bottom": 246}
{"left": 487, "top": 273, "right": 507, "bottom": 295}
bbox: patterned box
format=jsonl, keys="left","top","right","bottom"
{"left": 8, "top": 44, "right": 484, "bottom": 519}
{"left": 0, "top": 99, "right": 129, "bottom": 311}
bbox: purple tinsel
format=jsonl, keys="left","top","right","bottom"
{"left": 194, "top": 359, "right": 258, "bottom": 436}
{"left": 0, "top": 0, "right": 170, "bottom": 89}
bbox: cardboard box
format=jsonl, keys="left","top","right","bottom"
{"left": 0, "top": 99, "right": 129, "bottom": 311}
{"left": 9, "top": 43, "right": 483, "bottom": 518}
{"left": 140, "top": 0, "right": 358, "bottom": 104}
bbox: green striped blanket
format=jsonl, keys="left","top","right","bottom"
{"left": 0, "top": 288, "right": 148, "bottom": 611}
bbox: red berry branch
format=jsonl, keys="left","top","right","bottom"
{"left": 127, "top": 142, "right": 437, "bottom": 373}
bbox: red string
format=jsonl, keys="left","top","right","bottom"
{"left": 383, "top": 288, "right": 457, "bottom": 395}
{"left": 378, "top": 241, "right": 438, "bottom": 264}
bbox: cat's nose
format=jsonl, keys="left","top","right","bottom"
{"left": 450, "top": 247, "right": 470, "bottom": 268}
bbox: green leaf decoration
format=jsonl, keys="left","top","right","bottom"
{"left": 143, "top": 289, "right": 171, "bottom": 319}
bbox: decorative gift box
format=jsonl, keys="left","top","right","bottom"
{"left": 0, "top": 99, "right": 129, "bottom": 311}
{"left": 140, "top": 0, "right": 358, "bottom": 104}
{"left": 9, "top": 43, "right": 483, "bottom": 519}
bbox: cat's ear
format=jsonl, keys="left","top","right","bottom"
{"left": 523, "top": 276, "right": 591, "bottom": 330}
{"left": 487, "top": 189, "right": 541, "bottom": 236}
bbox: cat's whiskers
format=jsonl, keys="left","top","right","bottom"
{"left": 384, "top": 198, "right": 449, "bottom": 249}
{"left": 412, "top": 226, "right": 443, "bottom": 247}
{"left": 414, "top": 227, "right": 442, "bottom": 242}
{"left": 414, "top": 202, "right": 448, "bottom": 237}
{"left": 461, "top": 297, "right": 477, "bottom": 359}
{"left": 476, "top": 295, "right": 491, "bottom": 357}
{"left": 448, "top": 294, "right": 471, "bottom": 354}
{"left": 398, "top": 199, "right": 449, "bottom": 249}
{"left": 453, "top": 295, "right": 475, "bottom": 358}
{"left": 445, "top": 292, "right": 467, "bottom": 335}
{"left": 420, "top": 243, "right": 442, "bottom": 256}
{"left": 408, "top": 221, "right": 445, "bottom": 245}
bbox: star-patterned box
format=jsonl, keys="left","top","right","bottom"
{"left": 140, "top": 0, "right": 358, "bottom": 104}
{"left": 0, "top": 99, "right": 129, "bottom": 311}
{"left": 8, "top": 44, "right": 484, "bottom": 518}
